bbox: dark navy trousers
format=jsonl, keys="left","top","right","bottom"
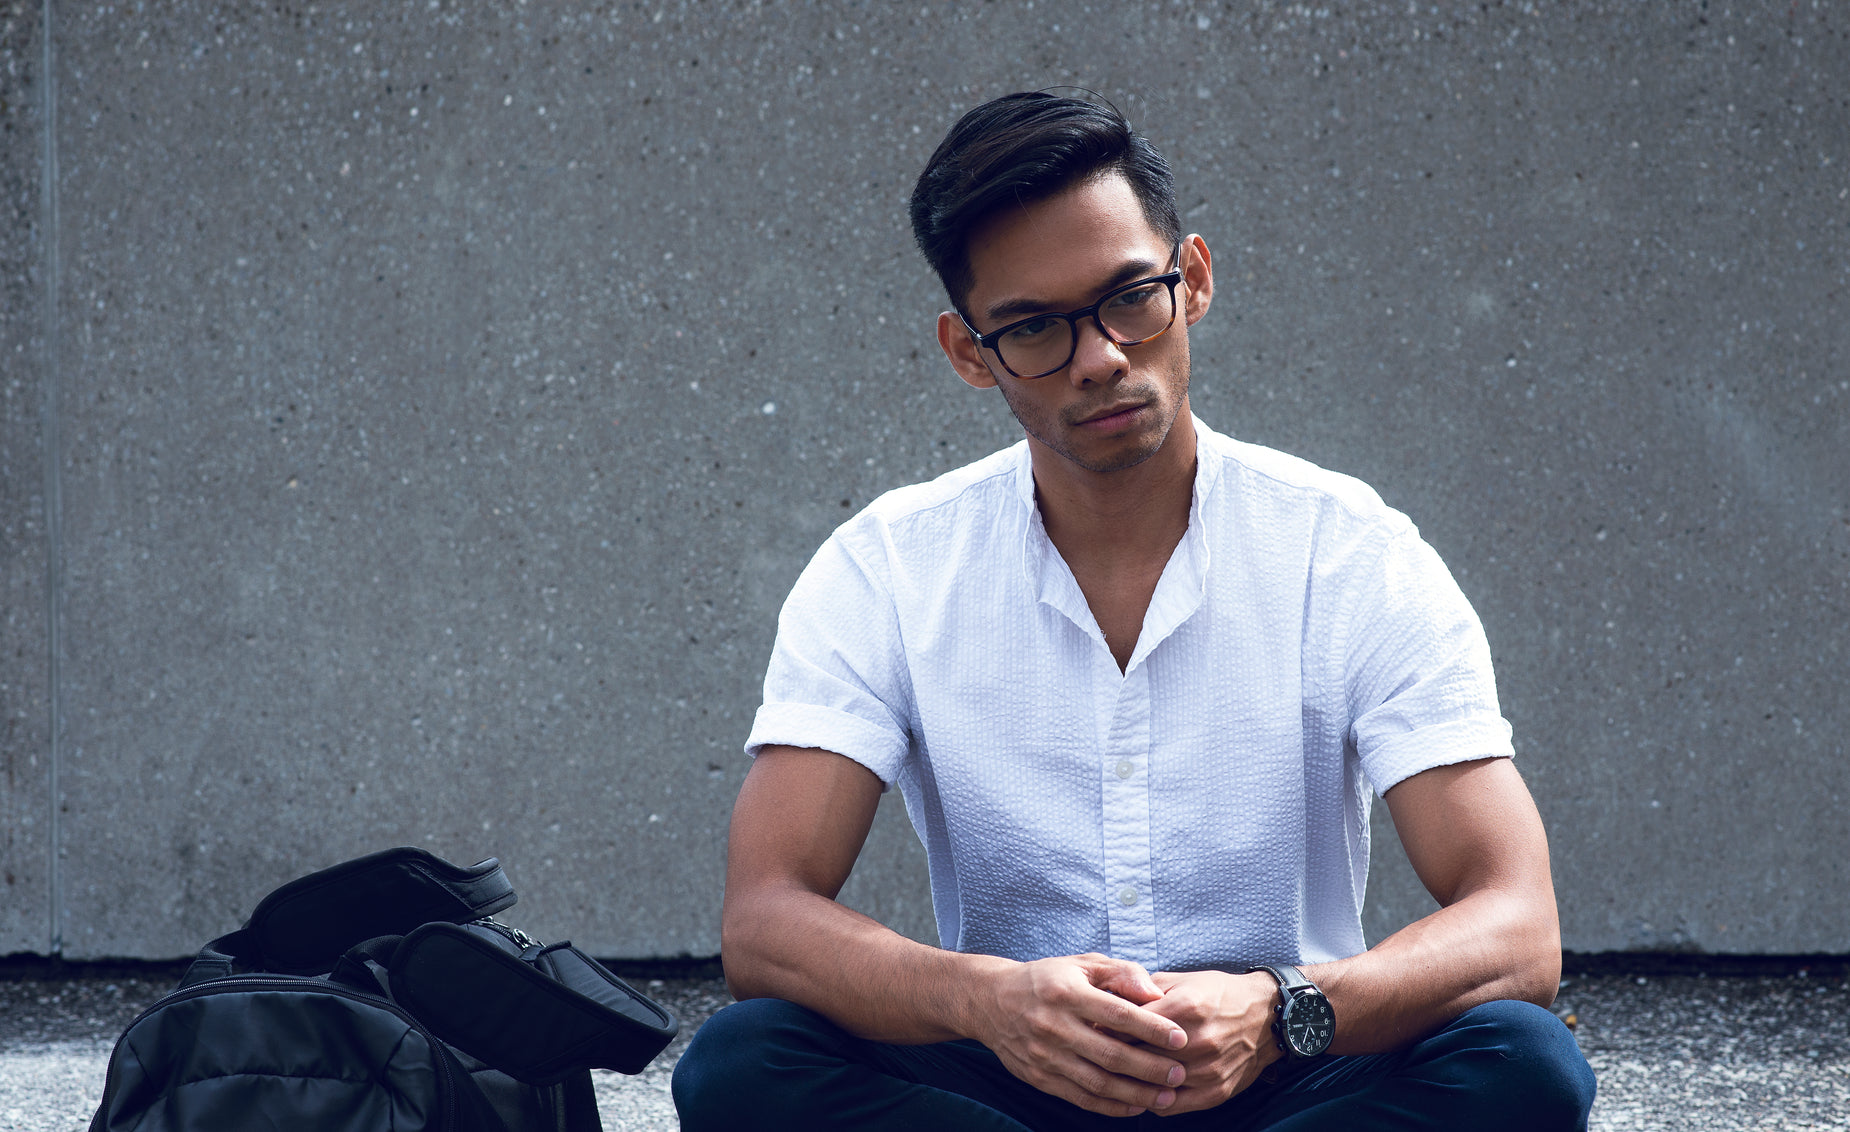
{"left": 673, "top": 996, "right": 1595, "bottom": 1131}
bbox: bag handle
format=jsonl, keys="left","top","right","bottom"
{"left": 248, "top": 847, "right": 515, "bottom": 974}
{"left": 180, "top": 844, "right": 510, "bottom": 985}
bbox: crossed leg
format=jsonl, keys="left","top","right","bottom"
{"left": 672, "top": 997, "right": 1595, "bottom": 1131}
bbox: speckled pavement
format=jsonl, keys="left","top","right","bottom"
{"left": 4, "top": 971, "right": 1846, "bottom": 1131}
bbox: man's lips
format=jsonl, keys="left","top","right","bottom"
{"left": 1073, "top": 402, "right": 1147, "bottom": 428}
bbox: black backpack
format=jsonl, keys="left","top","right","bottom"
{"left": 89, "top": 847, "right": 680, "bottom": 1132}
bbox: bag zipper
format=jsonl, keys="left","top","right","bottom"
{"left": 476, "top": 916, "right": 544, "bottom": 953}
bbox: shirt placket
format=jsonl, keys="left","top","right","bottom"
{"left": 1101, "top": 662, "right": 1156, "bottom": 968}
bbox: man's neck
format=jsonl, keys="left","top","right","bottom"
{"left": 1029, "top": 411, "right": 1199, "bottom": 557}
{"left": 1028, "top": 413, "right": 1199, "bottom": 670}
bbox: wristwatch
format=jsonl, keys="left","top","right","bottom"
{"left": 1247, "top": 963, "right": 1336, "bottom": 1058}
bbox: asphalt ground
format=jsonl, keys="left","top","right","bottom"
{"left": 3, "top": 969, "right": 1846, "bottom": 1131}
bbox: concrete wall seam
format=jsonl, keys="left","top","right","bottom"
{"left": 36, "top": 0, "right": 64, "bottom": 960}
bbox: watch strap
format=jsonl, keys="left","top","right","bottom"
{"left": 1248, "top": 963, "right": 1316, "bottom": 996}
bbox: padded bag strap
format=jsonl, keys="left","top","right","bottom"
{"left": 391, "top": 921, "right": 679, "bottom": 1084}
{"left": 246, "top": 847, "right": 517, "bottom": 975}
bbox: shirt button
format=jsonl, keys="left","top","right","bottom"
{"left": 1115, "top": 759, "right": 1135, "bottom": 779}
{"left": 1118, "top": 886, "right": 1139, "bottom": 907}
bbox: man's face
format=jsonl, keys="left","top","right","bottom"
{"left": 937, "top": 173, "right": 1212, "bottom": 477}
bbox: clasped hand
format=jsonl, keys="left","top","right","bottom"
{"left": 1140, "top": 968, "right": 1282, "bottom": 1114}
{"left": 972, "top": 955, "right": 1279, "bottom": 1117}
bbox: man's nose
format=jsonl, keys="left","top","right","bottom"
{"left": 1064, "top": 317, "right": 1127, "bottom": 386}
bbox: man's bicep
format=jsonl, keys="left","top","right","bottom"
{"left": 1381, "top": 757, "right": 1552, "bottom": 908}
{"left": 726, "top": 745, "right": 885, "bottom": 902}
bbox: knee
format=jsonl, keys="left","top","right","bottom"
{"left": 1451, "top": 1000, "right": 1597, "bottom": 1128}
{"left": 672, "top": 998, "right": 831, "bottom": 1130}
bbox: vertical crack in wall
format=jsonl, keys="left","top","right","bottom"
{"left": 38, "top": 0, "right": 63, "bottom": 957}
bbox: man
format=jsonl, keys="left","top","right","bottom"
{"left": 673, "top": 92, "right": 1596, "bottom": 1130}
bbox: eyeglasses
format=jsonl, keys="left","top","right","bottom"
{"left": 960, "top": 241, "right": 1185, "bottom": 380}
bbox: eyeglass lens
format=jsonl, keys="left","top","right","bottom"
{"left": 996, "top": 279, "right": 1176, "bottom": 378}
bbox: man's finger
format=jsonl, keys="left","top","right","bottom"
{"left": 1001, "top": 1047, "right": 1177, "bottom": 1117}
{"left": 1070, "top": 1022, "right": 1188, "bottom": 1087}
{"left": 1083, "top": 990, "right": 1189, "bottom": 1051}
{"left": 1083, "top": 955, "right": 1164, "bottom": 1005}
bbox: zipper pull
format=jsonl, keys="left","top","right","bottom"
{"left": 476, "top": 917, "right": 544, "bottom": 950}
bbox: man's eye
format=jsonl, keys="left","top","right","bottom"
{"left": 1107, "top": 283, "right": 1160, "bottom": 309}
{"left": 1003, "top": 317, "right": 1060, "bottom": 341}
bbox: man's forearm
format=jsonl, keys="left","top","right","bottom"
{"left": 719, "top": 746, "right": 1006, "bottom": 1044}
{"left": 722, "top": 882, "right": 1007, "bottom": 1044}
{"left": 1305, "top": 886, "right": 1560, "bottom": 1055}
{"left": 1303, "top": 757, "right": 1562, "bottom": 1056}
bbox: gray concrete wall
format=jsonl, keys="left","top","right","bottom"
{"left": 1, "top": 2, "right": 1844, "bottom": 961}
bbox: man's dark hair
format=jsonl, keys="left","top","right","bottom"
{"left": 909, "top": 91, "right": 1180, "bottom": 313}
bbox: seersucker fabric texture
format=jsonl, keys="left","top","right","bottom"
{"left": 746, "top": 417, "right": 1513, "bottom": 972}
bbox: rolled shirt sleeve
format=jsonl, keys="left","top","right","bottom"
{"left": 1341, "top": 524, "right": 1514, "bottom": 795}
{"left": 746, "top": 532, "right": 915, "bottom": 788}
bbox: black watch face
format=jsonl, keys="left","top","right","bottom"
{"left": 1281, "top": 992, "right": 1335, "bottom": 1056}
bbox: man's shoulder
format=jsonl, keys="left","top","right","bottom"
{"left": 1196, "top": 423, "right": 1410, "bottom": 535}
{"left": 850, "top": 441, "right": 1027, "bottom": 533}
{"left": 796, "top": 442, "right": 1027, "bottom": 612}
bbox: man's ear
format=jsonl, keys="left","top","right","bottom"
{"left": 1181, "top": 234, "right": 1214, "bottom": 326}
{"left": 937, "top": 311, "right": 1000, "bottom": 390}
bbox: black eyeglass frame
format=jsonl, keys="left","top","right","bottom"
{"left": 959, "top": 240, "right": 1187, "bottom": 380}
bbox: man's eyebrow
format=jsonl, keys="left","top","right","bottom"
{"left": 981, "top": 255, "right": 1168, "bottom": 325}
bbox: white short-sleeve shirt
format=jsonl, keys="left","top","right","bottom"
{"left": 746, "top": 418, "right": 1513, "bottom": 971}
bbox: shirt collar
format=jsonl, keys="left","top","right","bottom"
{"left": 1016, "top": 417, "right": 1221, "bottom": 671}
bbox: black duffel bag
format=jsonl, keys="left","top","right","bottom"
{"left": 90, "top": 847, "right": 679, "bottom": 1132}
